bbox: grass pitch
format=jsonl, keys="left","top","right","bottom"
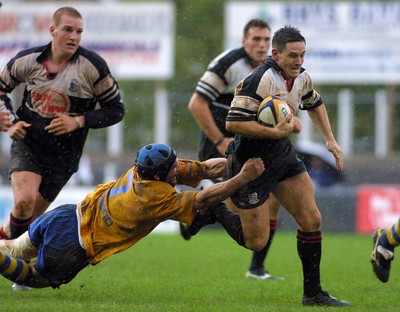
{"left": 0, "top": 229, "right": 398, "bottom": 311}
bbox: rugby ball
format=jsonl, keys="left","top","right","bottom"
{"left": 257, "top": 95, "right": 292, "bottom": 127}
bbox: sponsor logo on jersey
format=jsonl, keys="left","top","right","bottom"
{"left": 31, "top": 88, "right": 71, "bottom": 118}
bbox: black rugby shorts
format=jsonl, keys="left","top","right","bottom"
{"left": 224, "top": 152, "right": 306, "bottom": 209}
{"left": 9, "top": 140, "right": 74, "bottom": 202}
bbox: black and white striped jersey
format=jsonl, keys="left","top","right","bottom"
{"left": 194, "top": 47, "right": 255, "bottom": 160}
{"left": 0, "top": 42, "right": 124, "bottom": 171}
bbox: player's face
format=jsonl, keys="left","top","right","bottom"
{"left": 165, "top": 161, "right": 179, "bottom": 186}
{"left": 272, "top": 41, "right": 306, "bottom": 81}
{"left": 242, "top": 27, "right": 270, "bottom": 66}
{"left": 50, "top": 14, "right": 83, "bottom": 59}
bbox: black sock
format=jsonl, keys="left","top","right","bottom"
{"left": 297, "top": 229, "right": 323, "bottom": 298}
{"left": 213, "top": 204, "right": 246, "bottom": 247}
{"left": 9, "top": 214, "right": 33, "bottom": 239}
{"left": 249, "top": 219, "right": 278, "bottom": 271}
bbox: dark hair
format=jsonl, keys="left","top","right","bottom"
{"left": 135, "top": 143, "right": 177, "bottom": 181}
{"left": 272, "top": 25, "right": 306, "bottom": 52}
{"left": 243, "top": 19, "right": 271, "bottom": 37}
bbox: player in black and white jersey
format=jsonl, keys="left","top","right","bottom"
{"left": 0, "top": 7, "right": 124, "bottom": 247}
{"left": 225, "top": 25, "right": 349, "bottom": 306}
{"left": 184, "top": 19, "right": 292, "bottom": 281}
{"left": 189, "top": 19, "right": 269, "bottom": 161}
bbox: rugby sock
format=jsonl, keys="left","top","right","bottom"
{"left": 9, "top": 214, "right": 33, "bottom": 239}
{"left": 380, "top": 218, "right": 400, "bottom": 251}
{"left": 249, "top": 219, "right": 278, "bottom": 271}
{"left": 297, "top": 230, "right": 322, "bottom": 298}
{"left": 0, "top": 251, "right": 31, "bottom": 284}
{"left": 214, "top": 204, "right": 245, "bottom": 247}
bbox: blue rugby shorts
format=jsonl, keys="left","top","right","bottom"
{"left": 28, "top": 204, "right": 88, "bottom": 288}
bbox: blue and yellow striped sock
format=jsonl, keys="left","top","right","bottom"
{"left": 0, "top": 251, "right": 30, "bottom": 284}
{"left": 379, "top": 218, "right": 400, "bottom": 251}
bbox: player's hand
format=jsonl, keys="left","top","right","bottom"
{"left": 292, "top": 116, "right": 303, "bottom": 134}
{"left": 45, "top": 113, "right": 79, "bottom": 136}
{"left": 326, "top": 140, "right": 343, "bottom": 172}
{"left": 8, "top": 121, "right": 31, "bottom": 140}
{"left": 0, "top": 110, "right": 12, "bottom": 132}
{"left": 272, "top": 114, "right": 294, "bottom": 139}
{"left": 239, "top": 157, "right": 265, "bottom": 182}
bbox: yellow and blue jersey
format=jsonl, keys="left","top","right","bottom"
{"left": 79, "top": 159, "right": 206, "bottom": 265}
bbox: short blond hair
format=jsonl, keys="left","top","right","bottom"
{"left": 52, "top": 7, "right": 82, "bottom": 27}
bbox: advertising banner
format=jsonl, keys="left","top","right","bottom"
{"left": 225, "top": 1, "right": 400, "bottom": 84}
{"left": 0, "top": 2, "right": 175, "bottom": 79}
{"left": 356, "top": 186, "right": 400, "bottom": 234}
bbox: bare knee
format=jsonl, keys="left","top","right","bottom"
{"left": 244, "top": 233, "right": 269, "bottom": 251}
{"left": 295, "top": 209, "right": 322, "bottom": 232}
{"left": 13, "top": 198, "right": 35, "bottom": 218}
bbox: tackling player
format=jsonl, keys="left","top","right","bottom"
{"left": 0, "top": 143, "right": 264, "bottom": 289}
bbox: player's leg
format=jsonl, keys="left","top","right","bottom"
{"left": 370, "top": 218, "right": 400, "bottom": 282}
{"left": 246, "top": 193, "right": 283, "bottom": 280}
{"left": 179, "top": 180, "right": 217, "bottom": 240}
{"left": 0, "top": 251, "right": 50, "bottom": 287}
{"left": 0, "top": 171, "right": 43, "bottom": 240}
{"left": 273, "top": 171, "right": 349, "bottom": 306}
{"left": 232, "top": 201, "right": 270, "bottom": 251}
{"left": 1, "top": 141, "right": 45, "bottom": 240}
{"left": 0, "top": 232, "right": 49, "bottom": 288}
{"left": 183, "top": 199, "right": 269, "bottom": 250}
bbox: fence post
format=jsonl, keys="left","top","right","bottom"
{"left": 338, "top": 89, "right": 353, "bottom": 157}
{"left": 155, "top": 81, "right": 169, "bottom": 144}
{"left": 375, "top": 89, "right": 389, "bottom": 158}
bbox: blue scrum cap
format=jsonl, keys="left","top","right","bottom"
{"left": 135, "top": 143, "right": 177, "bottom": 181}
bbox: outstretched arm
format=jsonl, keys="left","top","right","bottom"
{"left": 194, "top": 158, "right": 265, "bottom": 209}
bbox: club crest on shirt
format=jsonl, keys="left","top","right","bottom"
{"left": 27, "top": 78, "right": 36, "bottom": 86}
{"left": 69, "top": 79, "right": 79, "bottom": 92}
{"left": 248, "top": 192, "right": 260, "bottom": 205}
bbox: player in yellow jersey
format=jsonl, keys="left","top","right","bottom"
{"left": 0, "top": 143, "right": 264, "bottom": 288}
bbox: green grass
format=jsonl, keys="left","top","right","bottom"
{"left": 0, "top": 230, "right": 399, "bottom": 311}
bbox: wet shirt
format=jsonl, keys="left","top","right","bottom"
{"left": 79, "top": 159, "right": 206, "bottom": 265}
{"left": 0, "top": 42, "right": 124, "bottom": 171}
{"left": 226, "top": 56, "right": 323, "bottom": 164}
{"left": 195, "top": 47, "right": 255, "bottom": 159}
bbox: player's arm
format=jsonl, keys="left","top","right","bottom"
{"left": 202, "top": 157, "right": 227, "bottom": 180}
{"left": 188, "top": 93, "right": 231, "bottom": 155}
{"left": 84, "top": 92, "right": 125, "bottom": 129}
{"left": 226, "top": 118, "right": 293, "bottom": 140}
{"left": 307, "top": 103, "right": 343, "bottom": 172}
{"left": 0, "top": 91, "right": 30, "bottom": 139}
{"left": 45, "top": 74, "right": 124, "bottom": 136}
{"left": 226, "top": 91, "right": 294, "bottom": 139}
{"left": 0, "top": 91, "right": 12, "bottom": 131}
{"left": 194, "top": 157, "right": 265, "bottom": 209}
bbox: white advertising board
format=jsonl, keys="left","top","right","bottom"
{"left": 0, "top": 2, "right": 175, "bottom": 79}
{"left": 225, "top": 1, "right": 400, "bottom": 84}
